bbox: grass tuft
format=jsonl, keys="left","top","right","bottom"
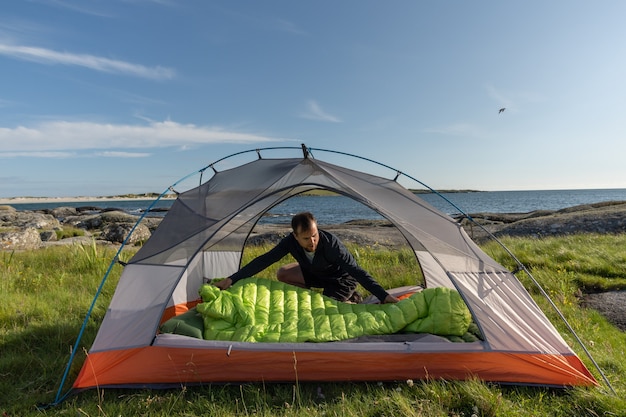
{"left": 2, "top": 233, "right": 626, "bottom": 415}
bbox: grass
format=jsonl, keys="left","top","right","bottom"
{"left": 55, "top": 227, "right": 86, "bottom": 240}
{"left": 1, "top": 234, "right": 626, "bottom": 416}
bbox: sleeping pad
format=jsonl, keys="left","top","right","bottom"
{"left": 195, "top": 278, "right": 471, "bottom": 343}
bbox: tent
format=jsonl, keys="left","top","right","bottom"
{"left": 55, "top": 145, "right": 599, "bottom": 401}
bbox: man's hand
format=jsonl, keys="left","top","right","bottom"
{"left": 213, "top": 277, "right": 233, "bottom": 290}
{"left": 383, "top": 294, "right": 400, "bottom": 304}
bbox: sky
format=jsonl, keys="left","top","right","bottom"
{"left": 1, "top": 1, "right": 626, "bottom": 197}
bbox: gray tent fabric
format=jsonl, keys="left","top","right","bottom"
{"left": 71, "top": 151, "right": 597, "bottom": 391}
{"left": 96, "top": 156, "right": 550, "bottom": 351}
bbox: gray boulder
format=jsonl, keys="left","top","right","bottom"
{"left": 49, "top": 206, "right": 78, "bottom": 220}
{"left": 0, "top": 208, "right": 61, "bottom": 230}
{"left": 0, "top": 227, "right": 42, "bottom": 250}
{"left": 101, "top": 222, "right": 151, "bottom": 244}
{"left": 0, "top": 204, "right": 160, "bottom": 249}
{"left": 64, "top": 210, "right": 139, "bottom": 230}
{"left": 39, "top": 230, "right": 58, "bottom": 242}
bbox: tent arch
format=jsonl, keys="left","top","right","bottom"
{"left": 49, "top": 144, "right": 609, "bottom": 407}
{"left": 230, "top": 186, "right": 429, "bottom": 283}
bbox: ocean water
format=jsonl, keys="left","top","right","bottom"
{"left": 7, "top": 188, "right": 626, "bottom": 226}
{"left": 6, "top": 199, "right": 174, "bottom": 216}
{"left": 260, "top": 189, "right": 626, "bottom": 225}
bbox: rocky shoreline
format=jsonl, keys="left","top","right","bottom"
{"left": 3, "top": 199, "right": 626, "bottom": 249}
{"left": 2, "top": 200, "right": 626, "bottom": 331}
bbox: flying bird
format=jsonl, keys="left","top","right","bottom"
{"left": 498, "top": 107, "right": 506, "bottom": 114}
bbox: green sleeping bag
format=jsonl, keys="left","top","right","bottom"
{"left": 196, "top": 278, "right": 471, "bottom": 343}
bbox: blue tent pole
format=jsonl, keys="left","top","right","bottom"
{"left": 48, "top": 169, "right": 205, "bottom": 407}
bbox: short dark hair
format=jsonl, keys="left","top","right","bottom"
{"left": 291, "top": 212, "right": 316, "bottom": 234}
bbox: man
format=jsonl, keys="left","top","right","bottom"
{"left": 214, "top": 212, "right": 400, "bottom": 304}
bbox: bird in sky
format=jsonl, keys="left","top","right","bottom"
{"left": 498, "top": 107, "right": 506, "bottom": 114}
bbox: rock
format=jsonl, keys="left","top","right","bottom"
{"left": 75, "top": 206, "right": 102, "bottom": 213}
{"left": 0, "top": 227, "right": 42, "bottom": 250}
{"left": 497, "top": 205, "right": 626, "bottom": 238}
{"left": 101, "top": 223, "right": 151, "bottom": 244}
{"left": 63, "top": 210, "right": 141, "bottom": 230}
{"left": 2, "top": 199, "right": 626, "bottom": 250}
{"left": 459, "top": 201, "right": 626, "bottom": 243}
{"left": 50, "top": 206, "right": 78, "bottom": 219}
{"left": 100, "top": 211, "right": 140, "bottom": 223}
{"left": 140, "top": 217, "right": 163, "bottom": 232}
{"left": 43, "top": 236, "right": 97, "bottom": 247}
{"left": 0, "top": 209, "right": 61, "bottom": 230}
{"left": 582, "top": 291, "right": 626, "bottom": 331}
{"left": 40, "top": 230, "right": 58, "bottom": 242}
{"left": 0, "top": 205, "right": 157, "bottom": 249}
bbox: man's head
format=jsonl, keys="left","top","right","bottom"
{"left": 291, "top": 212, "right": 319, "bottom": 252}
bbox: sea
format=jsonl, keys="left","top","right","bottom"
{"left": 6, "top": 188, "right": 626, "bottom": 226}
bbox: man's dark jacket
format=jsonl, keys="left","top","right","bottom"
{"left": 229, "top": 229, "right": 389, "bottom": 302}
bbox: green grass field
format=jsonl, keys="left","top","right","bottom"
{"left": 1, "top": 234, "right": 625, "bottom": 416}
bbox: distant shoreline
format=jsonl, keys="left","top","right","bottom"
{"left": 0, "top": 189, "right": 481, "bottom": 205}
{"left": 0, "top": 195, "right": 176, "bottom": 205}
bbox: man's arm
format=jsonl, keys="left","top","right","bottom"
{"left": 214, "top": 237, "right": 290, "bottom": 290}
{"left": 382, "top": 294, "right": 400, "bottom": 303}
{"left": 213, "top": 277, "right": 233, "bottom": 290}
{"left": 323, "top": 232, "right": 392, "bottom": 302}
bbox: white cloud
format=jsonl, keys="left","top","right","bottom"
{"left": 40, "top": 0, "right": 115, "bottom": 17}
{"left": 0, "top": 119, "right": 286, "bottom": 156}
{"left": 0, "top": 151, "right": 76, "bottom": 158}
{"left": 96, "top": 151, "right": 152, "bottom": 158}
{"left": 0, "top": 42, "right": 175, "bottom": 80}
{"left": 300, "top": 100, "right": 342, "bottom": 123}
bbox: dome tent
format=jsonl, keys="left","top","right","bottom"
{"left": 52, "top": 145, "right": 598, "bottom": 404}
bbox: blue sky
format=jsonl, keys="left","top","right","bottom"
{"left": 1, "top": 1, "right": 625, "bottom": 197}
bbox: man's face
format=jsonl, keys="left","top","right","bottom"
{"left": 294, "top": 222, "right": 319, "bottom": 253}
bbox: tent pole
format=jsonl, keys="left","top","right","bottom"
{"left": 46, "top": 172, "right": 200, "bottom": 406}
{"left": 50, "top": 145, "right": 614, "bottom": 403}
{"left": 449, "top": 211, "right": 616, "bottom": 395}
{"left": 516, "top": 263, "right": 617, "bottom": 395}
{"left": 301, "top": 146, "right": 615, "bottom": 394}
{"left": 48, "top": 212, "right": 154, "bottom": 405}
